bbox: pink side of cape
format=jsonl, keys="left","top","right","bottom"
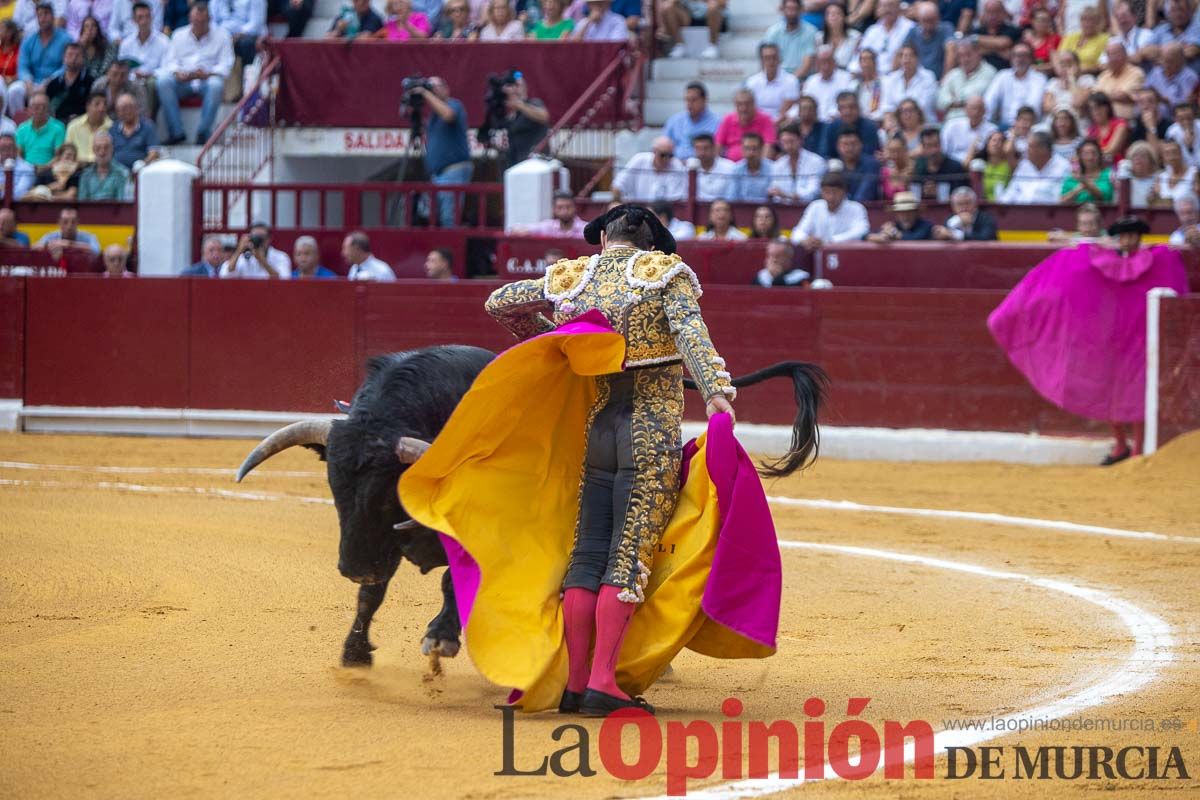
{"left": 987, "top": 244, "right": 1189, "bottom": 422}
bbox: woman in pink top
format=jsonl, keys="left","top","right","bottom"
{"left": 376, "top": 0, "right": 432, "bottom": 39}
{"left": 879, "top": 135, "right": 914, "bottom": 202}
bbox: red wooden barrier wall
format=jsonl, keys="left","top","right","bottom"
{"left": 3, "top": 277, "right": 1196, "bottom": 442}
{"left": 1159, "top": 295, "right": 1200, "bottom": 446}
{"left": 0, "top": 277, "right": 23, "bottom": 398}
{"left": 188, "top": 279, "right": 361, "bottom": 412}
{"left": 24, "top": 277, "right": 191, "bottom": 407}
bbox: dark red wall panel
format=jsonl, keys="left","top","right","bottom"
{"left": 0, "top": 277, "right": 24, "bottom": 398}
{"left": 359, "top": 281, "right": 513, "bottom": 363}
{"left": 188, "top": 280, "right": 359, "bottom": 412}
{"left": 13, "top": 278, "right": 1195, "bottom": 438}
{"left": 24, "top": 276, "right": 190, "bottom": 407}
{"left": 1159, "top": 295, "right": 1200, "bottom": 446}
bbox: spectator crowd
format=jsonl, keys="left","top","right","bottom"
{"left": 615, "top": 0, "right": 1200, "bottom": 239}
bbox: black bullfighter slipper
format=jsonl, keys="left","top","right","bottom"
{"left": 1100, "top": 448, "right": 1131, "bottom": 466}
{"left": 580, "top": 688, "right": 655, "bottom": 717}
{"left": 558, "top": 690, "right": 583, "bottom": 714}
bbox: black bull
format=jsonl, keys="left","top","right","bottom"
{"left": 236, "top": 345, "right": 826, "bottom": 667}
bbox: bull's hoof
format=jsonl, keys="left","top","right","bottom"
{"left": 421, "top": 636, "right": 460, "bottom": 658}
{"left": 342, "top": 639, "right": 377, "bottom": 668}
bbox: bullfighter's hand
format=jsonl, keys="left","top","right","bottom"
{"left": 706, "top": 394, "right": 735, "bottom": 427}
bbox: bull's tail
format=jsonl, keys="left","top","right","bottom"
{"left": 683, "top": 361, "right": 829, "bottom": 478}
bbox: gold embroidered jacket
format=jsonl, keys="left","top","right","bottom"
{"left": 485, "top": 246, "right": 734, "bottom": 401}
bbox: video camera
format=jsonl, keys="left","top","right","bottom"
{"left": 401, "top": 74, "right": 434, "bottom": 112}
{"left": 479, "top": 69, "right": 522, "bottom": 140}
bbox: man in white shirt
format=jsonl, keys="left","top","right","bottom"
{"left": 210, "top": 0, "right": 266, "bottom": 68}
{"left": 744, "top": 42, "right": 801, "bottom": 121}
{"left": 790, "top": 173, "right": 870, "bottom": 251}
{"left": 612, "top": 136, "right": 687, "bottom": 202}
{"left": 770, "top": 121, "right": 825, "bottom": 202}
{"left": 940, "top": 95, "right": 997, "bottom": 162}
{"left": 859, "top": 0, "right": 915, "bottom": 72}
{"left": 880, "top": 44, "right": 939, "bottom": 120}
{"left": 111, "top": 0, "right": 166, "bottom": 44}
{"left": 343, "top": 231, "right": 397, "bottom": 281}
{"left": 688, "top": 133, "right": 734, "bottom": 201}
{"left": 119, "top": 2, "right": 170, "bottom": 75}
{"left": 156, "top": 0, "right": 234, "bottom": 145}
{"left": 1000, "top": 131, "right": 1071, "bottom": 204}
{"left": 220, "top": 222, "right": 292, "bottom": 279}
{"left": 1165, "top": 102, "right": 1200, "bottom": 165}
{"left": 938, "top": 37, "right": 998, "bottom": 120}
{"left": 801, "top": 45, "right": 857, "bottom": 121}
{"left": 12, "top": 0, "right": 65, "bottom": 37}
{"left": 983, "top": 42, "right": 1047, "bottom": 126}
{"left": 1105, "top": 1, "right": 1154, "bottom": 67}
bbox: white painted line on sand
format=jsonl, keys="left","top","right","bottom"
{"left": 0, "top": 460, "right": 324, "bottom": 478}
{"left": 636, "top": 539, "right": 1175, "bottom": 798}
{"left": 768, "top": 496, "right": 1200, "bottom": 544}
{"left": 0, "top": 477, "right": 334, "bottom": 505}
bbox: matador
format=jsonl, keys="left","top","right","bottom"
{"left": 399, "top": 204, "right": 788, "bottom": 718}
{"left": 482, "top": 204, "right": 735, "bottom": 715}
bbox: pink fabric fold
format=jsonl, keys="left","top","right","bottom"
{"left": 987, "top": 244, "right": 1189, "bottom": 423}
{"left": 699, "top": 412, "right": 782, "bottom": 650}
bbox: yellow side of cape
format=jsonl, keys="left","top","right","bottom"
{"left": 399, "top": 328, "right": 771, "bottom": 712}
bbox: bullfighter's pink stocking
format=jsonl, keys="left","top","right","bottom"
{"left": 562, "top": 587, "right": 597, "bottom": 694}
{"left": 586, "top": 584, "right": 635, "bottom": 699}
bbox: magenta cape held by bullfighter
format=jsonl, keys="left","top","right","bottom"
{"left": 398, "top": 311, "right": 782, "bottom": 712}
{"left": 987, "top": 243, "right": 1189, "bottom": 423}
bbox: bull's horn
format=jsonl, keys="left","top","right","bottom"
{"left": 333, "top": 399, "right": 351, "bottom": 414}
{"left": 236, "top": 420, "right": 332, "bottom": 482}
{"left": 395, "top": 437, "right": 431, "bottom": 464}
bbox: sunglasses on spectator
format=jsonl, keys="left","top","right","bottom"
{"left": 653, "top": 150, "right": 673, "bottom": 158}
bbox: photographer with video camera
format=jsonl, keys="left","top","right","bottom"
{"left": 405, "top": 75, "right": 473, "bottom": 228}
{"left": 487, "top": 71, "right": 549, "bottom": 167}
{"left": 220, "top": 221, "right": 292, "bottom": 279}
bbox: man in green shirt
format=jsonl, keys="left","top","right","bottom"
{"left": 78, "top": 132, "right": 132, "bottom": 201}
{"left": 14, "top": 91, "right": 66, "bottom": 167}
{"left": 761, "top": 0, "right": 818, "bottom": 77}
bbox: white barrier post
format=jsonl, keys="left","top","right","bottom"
{"left": 1143, "top": 287, "right": 1178, "bottom": 456}
{"left": 503, "top": 157, "right": 561, "bottom": 233}
{"left": 137, "top": 159, "right": 201, "bottom": 276}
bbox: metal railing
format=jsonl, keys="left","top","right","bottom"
{"left": 192, "top": 180, "right": 505, "bottom": 251}
{"left": 196, "top": 54, "right": 280, "bottom": 184}
{"left": 531, "top": 45, "right": 640, "bottom": 160}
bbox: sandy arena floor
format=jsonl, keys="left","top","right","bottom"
{"left": 1, "top": 431, "right": 1198, "bottom": 799}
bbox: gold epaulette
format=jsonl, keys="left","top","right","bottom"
{"left": 629, "top": 251, "right": 683, "bottom": 285}
{"left": 543, "top": 256, "right": 592, "bottom": 300}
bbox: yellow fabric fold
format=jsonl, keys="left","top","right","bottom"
{"left": 399, "top": 328, "right": 770, "bottom": 712}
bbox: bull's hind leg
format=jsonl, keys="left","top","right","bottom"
{"left": 342, "top": 581, "right": 389, "bottom": 667}
{"left": 421, "top": 569, "right": 461, "bottom": 658}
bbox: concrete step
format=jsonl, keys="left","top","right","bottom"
{"left": 306, "top": 16, "right": 334, "bottom": 37}
{"left": 728, "top": 12, "right": 780, "bottom": 32}
{"left": 644, "top": 98, "right": 732, "bottom": 126}
{"left": 732, "top": 0, "right": 780, "bottom": 12}
{"left": 159, "top": 144, "right": 203, "bottom": 164}
{"left": 154, "top": 103, "right": 238, "bottom": 145}
{"left": 647, "top": 77, "right": 744, "bottom": 100}
{"left": 720, "top": 35, "right": 768, "bottom": 59}
{"left": 650, "top": 57, "right": 758, "bottom": 82}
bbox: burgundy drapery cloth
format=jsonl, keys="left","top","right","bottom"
{"left": 273, "top": 40, "right": 630, "bottom": 129}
